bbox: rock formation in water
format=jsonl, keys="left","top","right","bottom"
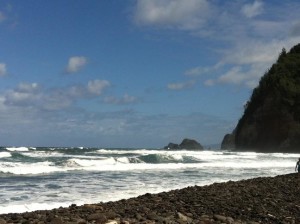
{"left": 222, "top": 43, "right": 300, "bottom": 152}
{"left": 164, "top": 138, "right": 203, "bottom": 150}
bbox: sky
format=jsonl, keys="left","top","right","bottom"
{"left": 0, "top": 0, "right": 300, "bottom": 148}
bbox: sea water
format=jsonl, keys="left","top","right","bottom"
{"left": 0, "top": 147, "right": 298, "bottom": 214}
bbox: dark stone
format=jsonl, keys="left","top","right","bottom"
{"left": 87, "top": 213, "right": 107, "bottom": 222}
{"left": 164, "top": 143, "right": 180, "bottom": 150}
{"left": 179, "top": 138, "right": 203, "bottom": 150}
{"left": 164, "top": 138, "right": 203, "bottom": 150}
{"left": 221, "top": 132, "right": 236, "bottom": 150}
{"left": 50, "top": 217, "right": 64, "bottom": 224}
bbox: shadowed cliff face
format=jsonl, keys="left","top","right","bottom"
{"left": 222, "top": 43, "right": 300, "bottom": 152}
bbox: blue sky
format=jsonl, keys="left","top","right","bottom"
{"left": 0, "top": 0, "right": 300, "bottom": 148}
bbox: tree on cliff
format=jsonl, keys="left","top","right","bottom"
{"left": 223, "top": 43, "right": 300, "bottom": 152}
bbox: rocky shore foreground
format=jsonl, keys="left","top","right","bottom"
{"left": 1, "top": 173, "right": 300, "bottom": 224}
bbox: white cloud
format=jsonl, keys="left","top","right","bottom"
{"left": 4, "top": 83, "right": 41, "bottom": 107}
{"left": 87, "top": 80, "right": 111, "bottom": 95}
{"left": 140, "top": 0, "right": 300, "bottom": 90}
{"left": 0, "top": 63, "right": 7, "bottom": 76}
{"left": 205, "top": 60, "right": 279, "bottom": 89}
{"left": 17, "top": 82, "right": 39, "bottom": 92}
{"left": 167, "top": 80, "right": 196, "bottom": 90}
{"left": 4, "top": 80, "right": 112, "bottom": 111}
{"left": 241, "top": 0, "right": 264, "bottom": 18}
{"left": 221, "top": 40, "right": 285, "bottom": 65}
{"left": 251, "top": 20, "right": 288, "bottom": 39}
{"left": 65, "top": 85, "right": 86, "bottom": 98}
{"left": 65, "top": 56, "right": 87, "bottom": 73}
{"left": 134, "top": 0, "right": 211, "bottom": 30}
{"left": 0, "top": 93, "right": 233, "bottom": 146}
{"left": 212, "top": 38, "right": 300, "bottom": 88}
{"left": 104, "top": 94, "right": 138, "bottom": 105}
{"left": 132, "top": 1, "right": 300, "bottom": 90}
{"left": 185, "top": 63, "right": 221, "bottom": 77}
{"left": 218, "top": 67, "right": 248, "bottom": 85}
{"left": 204, "top": 79, "right": 215, "bottom": 86}
{"left": 185, "top": 66, "right": 210, "bottom": 76}
{"left": 290, "top": 22, "right": 300, "bottom": 37}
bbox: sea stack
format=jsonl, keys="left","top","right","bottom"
{"left": 164, "top": 138, "right": 203, "bottom": 150}
{"left": 222, "top": 43, "right": 300, "bottom": 152}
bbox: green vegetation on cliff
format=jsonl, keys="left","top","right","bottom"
{"left": 225, "top": 43, "right": 300, "bottom": 152}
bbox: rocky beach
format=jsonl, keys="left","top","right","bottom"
{"left": 0, "top": 173, "right": 299, "bottom": 224}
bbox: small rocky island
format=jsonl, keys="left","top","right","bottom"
{"left": 222, "top": 43, "right": 300, "bottom": 152}
{"left": 164, "top": 138, "right": 203, "bottom": 150}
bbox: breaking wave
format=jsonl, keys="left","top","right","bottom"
{"left": 0, "top": 147, "right": 298, "bottom": 175}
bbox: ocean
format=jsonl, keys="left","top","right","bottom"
{"left": 0, "top": 146, "right": 298, "bottom": 214}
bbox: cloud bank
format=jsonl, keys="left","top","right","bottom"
{"left": 134, "top": 0, "right": 211, "bottom": 30}
{"left": 104, "top": 94, "right": 138, "bottom": 105}
{"left": 134, "top": 0, "right": 300, "bottom": 90}
{"left": 4, "top": 80, "right": 111, "bottom": 111}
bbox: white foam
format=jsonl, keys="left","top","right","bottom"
{"left": 23, "top": 151, "right": 64, "bottom": 158}
{"left": 0, "top": 161, "right": 62, "bottom": 175}
{"left": 116, "top": 157, "right": 130, "bottom": 163}
{"left": 6, "top": 147, "right": 29, "bottom": 152}
{"left": 62, "top": 159, "right": 81, "bottom": 168}
{"left": 0, "top": 152, "right": 11, "bottom": 158}
{"left": 22, "top": 151, "right": 99, "bottom": 160}
{"left": 271, "top": 153, "right": 300, "bottom": 158}
{"left": 96, "top": 149, "right": 238, "bottom": 162}
{"left": 96, "top": 149, "right": 157, "bottom": 155}
{"left": 72, "top": 157, "right": 117, "bottom": 167}
{"left": 0, "top": 202, "right": 72, "bottom": 214}
{"left": 171, "top": 154, "right": 184, "bottom": 161}
{"left": 1, "top": 149, "right": 298, "bottom": 216}
{"left": 1, "top": 149, "right": 297, "bottom": 175}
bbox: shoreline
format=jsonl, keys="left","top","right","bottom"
{"left": 0, "top": 173, "right": 299, "bottom": 223}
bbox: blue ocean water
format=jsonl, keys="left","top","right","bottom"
{"left": 0, "top": 146, "right": 298, "bottom": 214}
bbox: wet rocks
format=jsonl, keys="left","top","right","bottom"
{"left": 1, "top": 173, "right": 300, "bottom": 223}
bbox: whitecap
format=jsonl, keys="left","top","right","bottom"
{"left": 0, "top": 152, "right": 11, "bottom": 158}
{"left": 6, "top": 147, "right": 29, "bottom": 152}
{"left": 116, "top": 157, "right": 130, "bottom": 164}
{"left": 62, "top": 159, "right": 81, "bottom": 168}
{"left": 0, "top": 161, "right": 61, "bottom": 175}
{"left": 71, "top": 157, "right": 116, "bottom": 167}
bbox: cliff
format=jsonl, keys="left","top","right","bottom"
{"left": 221, "top": 130, "right": 236, "bottom": 150}
{"left": 222, "top": 43, "right": 300, "bottom": 152}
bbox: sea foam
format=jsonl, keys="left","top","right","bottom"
{"left": 0, "top": 152, "right": 11, "bottom": 158}
{"left": 6, "top": 147, "right": 29, "bottom": 152}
